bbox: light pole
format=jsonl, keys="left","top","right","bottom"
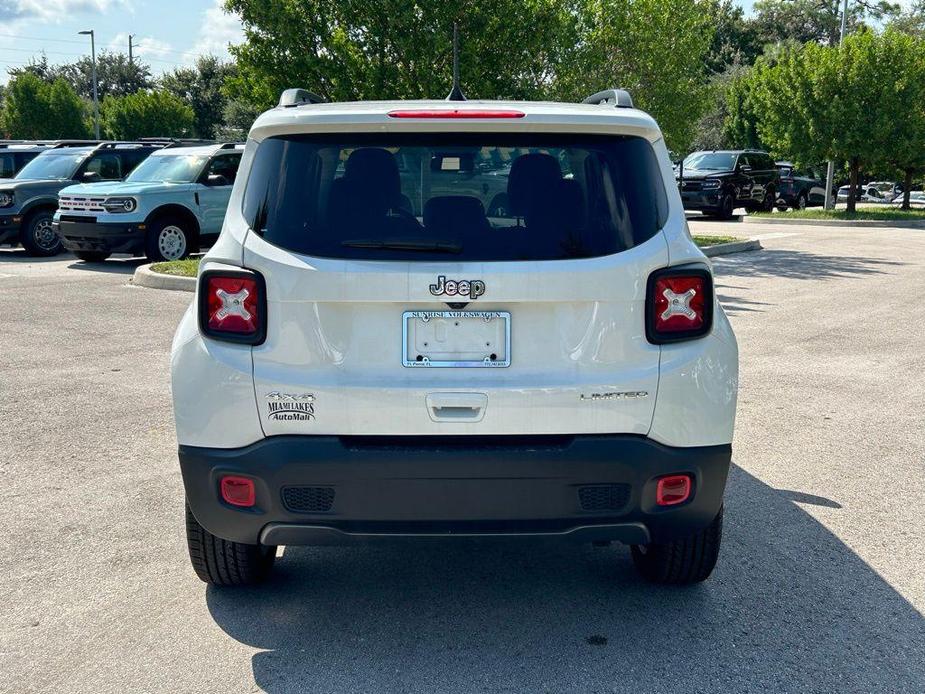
{"left": 824, "top": 0, "right": 850, "bottom": 209}
{"left": 79, "top": 29, "right": 100, "bottom": 140}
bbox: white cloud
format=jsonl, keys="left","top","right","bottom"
{"left": 192, "top": 0, "right": 243, "bottom": 58}
{"left": 107, "top": 31, "right": 175, "bottom": 61}
{"left": 0, "top": 0, "right": 126, "bottom": 22}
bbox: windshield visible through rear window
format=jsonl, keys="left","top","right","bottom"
{"left": 126, "top": 154, "right": 210, "bottom": 183}
{"left": 243, "top": 133, "right": 668, "bottom": 262}
{"left": 684, "top": 152, "right": 737, "bottom": 172}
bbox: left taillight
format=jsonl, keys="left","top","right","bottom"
{"left": 645, "top": 267, "right": 714, "bottom": 344}
{"left": 198, "top": 269, "right": 267, "bottom": 345}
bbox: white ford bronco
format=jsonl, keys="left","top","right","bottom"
{"left": 172, "top": 88, "right": 738, "bottom": 586}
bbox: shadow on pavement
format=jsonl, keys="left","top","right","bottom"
{"left": 66, "top": 256, "right": 147, "bottom": 275}
{"left": 714, "top": 248, "right": 904, "bottom": 281}
{"left": 205, "top": 466, "right": 925, "bottom": 693}
{"left": 0, "top": 248, "right": 73, "bottom": 263}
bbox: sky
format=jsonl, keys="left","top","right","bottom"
{"left": 0, "top": 0, "right": 243, "bottom": 83}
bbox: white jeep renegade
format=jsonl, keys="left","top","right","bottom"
{"left": 172, "top": 88, "right": 738, "bottom": 587}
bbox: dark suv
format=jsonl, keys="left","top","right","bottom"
{"left": 775, "top": 162, "right": 828, "bottom": 211}
{"left": 0, "top": 141, "right": 63, "bottom": 178}
{"left": 679, "top": 150, "right": 778, "bottom": 219}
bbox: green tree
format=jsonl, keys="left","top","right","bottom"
{"left": 890, "top": 0, "right": 925, "bottom": 37}
{"left": 704, "top": 0, "right": 763, "bottom": 74}
{"left": 11, "top": 52, "right": 154, "bottom": 100}
{"left": 557, "top": 0, "right": 715, "bottom": 151}
{"left": 751, "top": 0, "right": 898, "bottom": 47}
{"left": 219, "top": 98, "right": 261, "bottom": 141}
{"left": 162, "top": 56, "right": 236, "bottom": 139}
{"left": 0, "top": 72, "right": 90, "bottom": 139}
{"left": 100, "top": 90, "right": 195, "bottom": 139}
{"left": 225, "top": 0, "right": 579, "bottom": 109}
{"left": 747, "top": 30, "right": 913, "bottom": 212}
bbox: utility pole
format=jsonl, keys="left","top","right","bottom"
{"left": 824, "top": 0, "right": 850, "bottom": 209}
{"left": 128, "top": 34, "right": 134, "bottom": 66}
{"left": 79, "top": 30, "right": 100, "bottom": 140}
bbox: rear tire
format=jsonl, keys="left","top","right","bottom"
{"left": 185, "top": 501, "right": 276, "bottom": 586}
{"left": 796, "top": 191, "right": 808, "bottom": 210}
{"left": 761, "top": 188, "right": 776, "bottom": 212}
{"left": 74, "top": 251, "right": 110, "bottom": 262}
{"left": 145, "top": 216, "right": 193, "bottom": 262}
{"left": 20, "top": 210, "right": 62, "bottom": 256}
{"left": 631, "top": 507, "right": 723, "bottom": 584}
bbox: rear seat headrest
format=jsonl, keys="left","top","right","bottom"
{"left": 342, "top": 147, "right": 401, "bottom": 209}
{"left": 507, "top": 153, "right": 562, "bottom": 216}
{"left": 424, "top": 195, "right": 489, "bottom": 237}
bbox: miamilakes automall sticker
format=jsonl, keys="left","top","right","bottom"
{"left": 266, "top": 392, "right": 315, "bottom": 421}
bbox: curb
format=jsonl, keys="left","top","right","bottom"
{"left": 743, "top": 216, "right": 925, "bottom": 229}
{"left": 131, "top": 264, "right": 196, "bottom": 292}
{"left": 701, "top": 239, "right": 762, "bottom": 257}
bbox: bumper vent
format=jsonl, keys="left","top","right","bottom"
{"left": 282, "top": 486, "right": 335, "bottom": 513}
{"left": 578, "top": 484, "right": 631, "bottom": 512}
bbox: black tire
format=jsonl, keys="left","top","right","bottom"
{"left": 145, "top": 216, "right": 193, "bottom": 262}
{"left": 20, "top": 210, "right": 62, "bottom": 256}
{"left": 795, "top": 191, "right": 808, "bottom": 210}
{"left": 717, "top": 194, "right": 735, "bottom": 220}
{"left": 631, "top": 507, "right": 723, "bottom": 584}
{"left": 760, "top": 187, "right": 776, "bottom": 212}
{"left": 185, "top": 501, "right": 276, "bottom": 586}
{"left": 74, "top": 251, "right": 111, "bottom": 263}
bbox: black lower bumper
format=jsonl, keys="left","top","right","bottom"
{"left": 54, "top": 218, "right": 145, "bottom": 254}
{"left": 0, "top": 213, "right": 22, "bottom": 245}
{"left": 180, "top": 435, "right": 732, "bottom": 546}
{"left": 681, "top": 191, "right": 724, "bottom": 212}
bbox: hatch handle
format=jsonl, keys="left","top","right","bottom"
{"left": 426, "top": 392, "right": 487, "bottom": 422}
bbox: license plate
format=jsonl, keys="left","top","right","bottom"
{"left": 402, "top": 310, "right": 510, "bottom": 368}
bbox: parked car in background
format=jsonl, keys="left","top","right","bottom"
{"left": 892, "top": 190, "right": 925, "bottom": 207}
{"left": 55, "top": 143, "right": 244, "bottom": 262}
{"left": 0, "top": 141, "right": 170, "bottom": 256}
{"left": 775, "top": 162, "right": 828, "bottom": 210}
{"left": 837, "top": 182, "right": 899, "bottom": 204}
{"left": 678, "top": 149, "right": 778, "bottom": 219}
{"left": 0, "top": 140, "right": 66, "bottom": 179}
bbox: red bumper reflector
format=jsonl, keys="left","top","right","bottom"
{"left": 220, "top": 476, "right": 256, "bottom": 507}
{"left": 387, "top": 109, "right": 525, "bottom": 119}
{"left": 656, "top": 474, "right": 692, "bottom": 506}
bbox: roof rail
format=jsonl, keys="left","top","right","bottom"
{"left": 51, "top": 140, "right": 103, "bottom": 148}
{"left": 279, "top": 88, "right": 325, "bottom": 108}
{"left": 138, "top": 137, "right": 216, "bottom": 147}
{"left": 582, "top": 89, "right": 634, "bottom": 109}
{"left": 218, "top": 142, "right": 245, "bottom": 149}
{"left": 2, "top": 139, "right": 90, "bottom": 148}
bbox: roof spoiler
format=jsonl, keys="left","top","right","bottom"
{"left": 279, "top": 89, "right": 325, "bottom": 108}
{"left": 582, "top": 89, "right": 634, "bottom": 109}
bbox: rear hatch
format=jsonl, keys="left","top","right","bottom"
{"left": 242, "top": 129, "right": 670, "bottom": 436}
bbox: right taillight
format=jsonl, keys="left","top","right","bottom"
{"left": 646, "top": 267, "right": 714, "bottom": 344}
{"left": 198, "top": 269, "right": 267, "bottom": 345}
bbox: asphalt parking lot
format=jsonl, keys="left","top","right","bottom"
{"left": 2, "top": 223, "right": 924, "bottom": 694}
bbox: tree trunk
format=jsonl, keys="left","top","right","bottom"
{"left": 902, "top": 169, "right": 913, "bottom": 211}
{"left": 847, "top": 157, "right": 860, "bottom": 214}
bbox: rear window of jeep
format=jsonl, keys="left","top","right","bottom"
{"left": 243, "top": 133, "right": 668, "bottom": 262}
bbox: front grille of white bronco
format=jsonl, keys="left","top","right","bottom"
{"left": 58, "top": 195, "right": 107, "bottom": 213}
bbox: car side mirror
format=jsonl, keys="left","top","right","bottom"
{"left": 738, "top": 165, "right": 751, "bottom": 173}
{"left": 82, "top": 171, "right": 102, "bottom": 183}
{"left": 206, "top": 174, "right": 229, "bottom": 187}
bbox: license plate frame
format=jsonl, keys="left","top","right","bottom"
{"left": 402, "top": 310, "right": 511, "bottom": 368}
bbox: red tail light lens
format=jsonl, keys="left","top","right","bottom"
{"left": 387, "top": 109, "right": 525, "bottom": 119}
{"left": 656, "top": 474, "right": 692, "bottom": 506}
{"left": 646, "top": 267, "right": 713, "bottom": 343}
{"left": 198, "top": 270, "right": 267, "bottom": 345}
{"left": 220, "top": 475, "right": 256, "bottom": 507}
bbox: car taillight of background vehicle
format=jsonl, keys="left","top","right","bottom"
{"left": 645, "top": 267, "right": 714, "bottom": 344}
{"left": 198, "top": 270, "right": 267, "bottom": 345}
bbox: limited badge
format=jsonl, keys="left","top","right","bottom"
{"left": 266, "top": 392, "right": 315, "bottom": 421}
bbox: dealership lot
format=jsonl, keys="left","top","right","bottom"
{"left": 2, "top": 222, "right": 924, "bottom": 693}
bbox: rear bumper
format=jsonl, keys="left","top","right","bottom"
{"left": 0, "top": 213, "right": 22, "bottom": 244}
{"left": 180, "top": 435, "right": 731, "bottom": 546}
{"left": 54, "top": 218, "right": 145, "bottom": 254}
